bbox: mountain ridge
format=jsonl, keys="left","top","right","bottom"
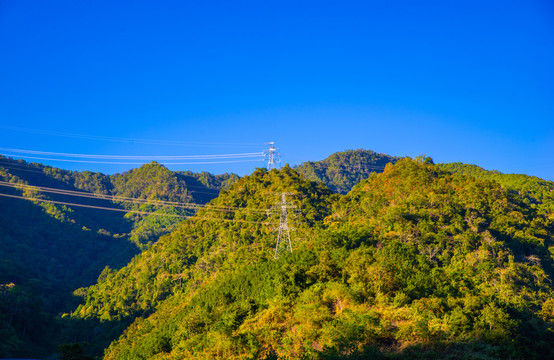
{"left": 1, "top": 151, "right": 554, "bottom": 358}
{"left": 96, "top": 158, "right": 554, "bottom": 359}
{"left": 294, "top": 149, "right": 400, "bottom": 194}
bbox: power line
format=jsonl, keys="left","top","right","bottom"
{"left": 0, "top": 163, "right": 46, "bottom": 175}
{"left": 0, "top": 125, "right": 263, "bottom": 148}
{"left": 0, "top": 181, "right": 274, "bottom": 213}
{"left": 0, "top": 192, "right": 188, "bottom": 217}
{"left": 0, "top": 147, "right": 263, "bottom": 160}
{"left": 0, "top": 165, "right": 223, "bottom": 197}
{"left": 0, "top": 154, "right": 265, "bottom": 165}
{"left": 0, "top": 192, "right": 278, "bottom": 225}
{"left": 0, "top": 160, "right": 224, "bottom": 193}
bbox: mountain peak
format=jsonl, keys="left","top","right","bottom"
{"left": 295, "top": 149, "right": 400, "bottom": 194}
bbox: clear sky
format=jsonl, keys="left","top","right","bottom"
{"left": 1, "top": 1, "right": 553, "bottom": 179}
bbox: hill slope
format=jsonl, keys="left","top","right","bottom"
{"left": 0, "top": 156, "right": 236, "bottom": 357}
{"left": 3, "top": 153, "right": 554, "bottom": 358}
{"left": 70, "top": 166, "right": 336, "bottom": 354}
{"left": 80, "top": 159, "right": 554, "bottom": 359}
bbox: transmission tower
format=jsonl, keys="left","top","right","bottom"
{"left": 265, "top": 142, "right": 280, "bottom": 170}
{"left": 274, "top": 192, "right": 295, "bottom": 259}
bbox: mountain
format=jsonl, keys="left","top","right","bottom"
{"left": 0, "top": 155, "right": 237, "bottom": 357}
{"left": 3, "top": 152, "right": 554, "bottom": 359}
{"left": 295, "top": 149, "right": 400, "bottom": 194}
{"left": 74, "top": 159, "right": 554, "bottom": 359}
{"left": 70, "top": 166, "right": 336, "bottom": 354}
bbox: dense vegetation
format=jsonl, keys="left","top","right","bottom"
{"left": 0, "top": 156, "right": 235, "bottom": 357}
{"left": 2, "top": 152, "right": 554, "bottom": 359}
{"left": 73, "top": 158, "right": 554, "bottom": 359}
{"left": 70, "top": 166, "right": 336, "bottom": 354}
{"left": 295, "top": 149, "right": 399, "bottom": 194}
{"left": 438, "top": 162, "right": 554, "bottom": 214}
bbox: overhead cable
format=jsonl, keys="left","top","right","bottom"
{"left": 0, "top": 163, "right": 45, "bottom": 175}
{"left": 0, "top": 154, "right": 265, "bottom": 165}
{"left": 0, "top": 192, "right": 278, "bottom": 225}
{"left": 0, "top": 161, "right": 222, "bottom": 193}
{"left": 0, "top": 181, "right": 274, "bottom": 213}
{"left": 0, "top": 126, "right": 263, "bottom": 147}
{"left": 0, "top": 147, "right": 263, "bottom": 160}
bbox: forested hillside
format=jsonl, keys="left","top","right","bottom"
{"left": 70, "top": 166, "right": 336, "bottom": 354}
{"left": 295, "top": 149, "right": 400, "bottom": 194}
{"left": 72, "top": 158, "right": 554, "bottom": 359}
{"left": 438, "top": 162, "right": 554, "bottom": 214}
{"left": 0, "top": 155, "right": 236, "bottom": 357}
{"left": 2, "top": 153, "right": 554, "bottom": 359}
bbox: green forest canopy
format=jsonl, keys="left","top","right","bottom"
{"left": 0, "top": 156, "right": 236, "bottom": 357}
{"left": 2, "top": 152, "right": 554, "bottom": 359}
{"left": 75, "top": 159, "right": 554, "bottom": 359}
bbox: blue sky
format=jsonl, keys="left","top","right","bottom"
{"left": 1, "top": 1, "right": 553, "bottom": 179}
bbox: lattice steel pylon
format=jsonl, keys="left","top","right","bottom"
{"left": 265, "top": 142, "right": 280, "bottom": 170}
{"left": 274, "top": 192, "right": 296, "bottom": 259}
